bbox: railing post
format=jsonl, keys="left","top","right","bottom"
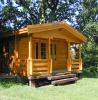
{"left": 67, "top": 42, "right": 71, "bottom": 72}
{"left": 79, "top": 44, "right": 82, "bottom": 71}
{"left": 50, "top": 59, "right": 52, "bottom": 74}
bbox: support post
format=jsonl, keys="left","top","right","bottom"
{"left": 48, "top": 37, "right": 52, "bottom": 74}
{"left": 48, "top": 38, "right": 51, "bottom": 59}
{"left": 67, "top": 42, "right": 71, "bottom": 72}
{"left": 27, "top": 36, "right": 33, "bottom": 86}
{"left": 79, "top": 44, "right": 82, "bottom": 71}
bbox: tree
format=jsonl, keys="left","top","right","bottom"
{"left": 76, "top": 0, "right": 98, "bottom": 75}
{"left": 0, "top": 0, "right": 80, "bottom": 29}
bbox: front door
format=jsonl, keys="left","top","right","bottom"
{"left": 51, "top": 39, "right": 67, "bottom": 72}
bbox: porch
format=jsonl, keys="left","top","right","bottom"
{"left": 17, "top": 36, "right": 82, "bottom": 77}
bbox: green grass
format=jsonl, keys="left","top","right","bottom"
{"left": 0, "top": 78, "right": 98, "bottom": 100}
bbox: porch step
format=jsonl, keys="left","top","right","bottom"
{"left": 47, "top": 74, "right": 76, "bottom": 81}
{"left": 51, "top": 77, "right": 78, "bottom": 85}
{"left": 54, "top": 72, "right": 71, "bottom": 76}
{"left": 48, "top": 72, "right": 78, "bottom": 85}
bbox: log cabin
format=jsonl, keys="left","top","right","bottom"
{"left": 0, "top": 22, "right": 87, "bottom": 86}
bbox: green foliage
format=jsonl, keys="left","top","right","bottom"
{"left": 0, "top": 78, "right": 19, "bottom": 88}
{"left": 83, "top": 67, "right": 98, "bottom": 78}
{"left": 77, "top": 0, "right": 98, "bottom": 75}
{"left": 0, "top": 0, "right": 80, "bottom": 29}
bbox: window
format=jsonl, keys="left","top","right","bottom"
{"left": 41, "top": 43, "right": 46, "bottom": 59}
{"left": 54, "top": 44, "right": 56, "bottom": 60}
{"left": 35, "top": 42, "right": 38, "bottom": 59}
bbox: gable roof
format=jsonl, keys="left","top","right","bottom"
{"left": 0, "top": 22, "right": 87, "bottom": 43}
{"left": 18, "top": 22, "right": 87, "bottom": 43}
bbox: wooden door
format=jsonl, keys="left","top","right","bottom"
{"left": 51, "top": 39, "right": 67, "bottom": 71}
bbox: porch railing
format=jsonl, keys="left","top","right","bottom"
{"left": 18, "top": 59, "right": 52, "bottom": 76}
{"left": 67, "top": 59, "right": 82, "bottom": 72}
{"left": 72, "top": 59, "right": 82, "bottom": 72}
{"left": 32, "top": 59, "right": 52, "bottom": 75}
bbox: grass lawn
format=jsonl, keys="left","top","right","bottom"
{"left": 0, "top": 78, "right": 98, "bottom": 100}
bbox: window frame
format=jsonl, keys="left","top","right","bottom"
{"left": 41, "top": 42, "right": 47, "bottom": 59}
{"left": 35, "top": 42, "right": 38, "bottom": 59}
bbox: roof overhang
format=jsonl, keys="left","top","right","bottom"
{"left": 19, "top": 22, "right": 87, "bottom": 43}
{"left": 0, "top": 22, "right": 87, "bottom": 43}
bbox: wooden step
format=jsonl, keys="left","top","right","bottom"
{"left": 47, "top": 74, "right": 76, "bottom": 81}
{"left": 32, "top": 74, "right": 51, "bottom": 79}
{"left": 54, "top": 72, "right": 71, "bottom": 76}
{"left": 51, "top": 77, "right": 78, "bottom": 85}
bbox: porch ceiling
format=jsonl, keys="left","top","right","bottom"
{"left": 32, "top": 29, "right": 83, "bottom": 43}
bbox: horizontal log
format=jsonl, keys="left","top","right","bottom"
{"left": 51, "top": 77, "right": 78, "bottom": 85}
{"left": 20, "top": 59, "right": 49, "bottom": 62}
{"left": 47, "top": 74, "right": 76, "bottom": 81}
{"left": 32, "top": 59, "right": 49, "bottom": 61}
{"left": 72, "top": 59, "right": 79, "bottom": 61}
{"left": 32, "top": 72, "right": 49, "bottom": 75}
{"left": 55, "top": 72, "right": 71, "bottom": 76}
{"left": 33, "top": 70, "right": 48, "bottom": 73}
{"left": 72, "top": 62, "right": 80, "bottom": 64}
{"left": 32, "top": 74, "right": 51, "bottom": 79}
{"left": 72, "top": 66, "right": 79, "bottom": 69}
{"left": 33, "top": 67, "right": 48, "bottom": 71}
{"left": 33, "top": 63, "right": 48, "bottom": 67}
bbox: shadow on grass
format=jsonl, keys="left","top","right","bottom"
{"left": 0, "top": 78, "right": 23, "bottom": 88}
{"left": 0, "top": 79, "right": 17, "bottom": 88}
{"left": 0, "top": 77, "right": 50, "bottom": 88}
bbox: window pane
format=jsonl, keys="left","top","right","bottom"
{"left": 41, "top": 43, "right": 46, "bottom": 59}
{"left": 35, "top": 42, "right": 38, "bottom": 59}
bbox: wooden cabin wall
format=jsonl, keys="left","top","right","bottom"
{"left": 16, "top": 37, "right": 29, "bottom": 59}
